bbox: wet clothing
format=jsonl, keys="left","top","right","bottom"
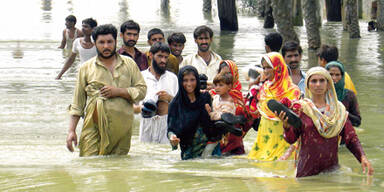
{"left": 248, "top": 52, "right": 300, "bottom": 161}
{"left": 65, "top": 28, "right": 81, "bottom": 50}
{"left": 68, "top": 54, "right": 147, "bottom": 156}
{"left": 344, "top": 72, "right": 357, "bottom": 95}
{"left": 168, "top": 66, "right": 219, "bottom": 160}
{"left": 325, "top": 61, "right": 361, "bottom": 127}
{"left": 297, "top": 70, "right": 306, "bottom": 95}
{"left": 146, "top": 52, "right": 179, "bottom": 75}
{"left": 209, "top": 95, "right": 236, "bottom": 121}
{"left": 118, "top": 47, "right": 148, "bottom": 71}
{"left": 248, "top": 116, "right": 291, "bottom": 161}
{"left": 287, "top": 67, "right": 365, "bottom": 177}
{"left": 284, "top": 113, "right": 365, "bottom": 177}
{"left": 342, "top": 89, "right": 361, "bottom": 127}
{"left": 139, "top": 69, "right": 178, "bottom": 144}
{"left": 180, "top": 51, "right": 222, "bottom": 83}
{"left": 72, "top": 38, "right": 96, "bottom": 64}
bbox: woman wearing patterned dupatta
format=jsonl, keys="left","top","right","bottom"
{"left": 277, "top": 67, "right": 373, "bottom": 177}
{"left": 248, "top": 52, "right": 300, "bottom": 161}
{"left": 210, "top": 60, "right": 251, "bottom": 155}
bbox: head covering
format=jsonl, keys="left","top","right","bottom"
{"left": 210, "top": 60, "right": 245, "bottom": 114}
{"left": 257, "top": 52, "right": 301, "bottom": 120}
{"left": 300, "top": 67, "right": 348, "bottom": 138}
{"left": 168, "top": 66, "right": 212, "bottom": 145}
{"left": 325, "top": 61, "right": 347, "bottom": 101}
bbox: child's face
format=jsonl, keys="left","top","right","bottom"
{"left": 214, "top": 82, "right": 231, "bottom": 96}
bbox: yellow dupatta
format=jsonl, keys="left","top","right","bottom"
{"left": 300, "top": 67, "right": 348, "bottom": 138}
{"left": 257, "top": 52, "right": 301, "bottom": 120}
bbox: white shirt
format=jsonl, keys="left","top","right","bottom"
{"left": 180, "top": 51, "right": 222, "bottom": 83}
{"left": 141, "top": 69, "right": 179, "bottom": 103}
{"left": 72, "top": 38, "right": 97, "bottom": 64}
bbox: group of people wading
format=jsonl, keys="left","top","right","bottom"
{"left": 61, "top": 15, "right": 373, "bottom": 178}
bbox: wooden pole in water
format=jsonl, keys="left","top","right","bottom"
{"left": 217, "top": 0, "right": 239, "bottom": 31}
{"left": 325, "top": 0, "right": 342, "bottom": 21}
{"left": 344, "top": 0, "right": 361, "bottom": 38}
{"left": 303, "top": 0, "right": 321, "bottom": 49}
{"left": 377, "top": 0, "right": 384, "bottom": 31}
{"left": 292, "top": 0, "right": 303, "bottom": 26}
{"left": 271, "top": 0, "right": 299, "bottom": 43}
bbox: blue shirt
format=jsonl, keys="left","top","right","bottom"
{"left": 298, "top": 70, "right": 306, "bottom": 97}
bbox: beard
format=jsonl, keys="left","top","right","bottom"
{"left": 123, "top": 39, "right": 137, "bottom": 47}
{"left": 288, "top": 62, "right": 300, "bottom": 70}
{"left": 152, "top": 58, "right": 166, "bottom": 75}
{"left": 97, "top": 46, "right": 116, "bottom": 59}
{"left": 198, "top": 43, "right": 210, "bottom": 52}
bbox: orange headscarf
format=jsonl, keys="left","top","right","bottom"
{"left": 210, "top": 60, "right": 245, "bottom": 114}
{"left": 257, "top": 52, "right": 300, "bottom": 120}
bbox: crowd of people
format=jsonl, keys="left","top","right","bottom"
{"left": 60, "top": 15, "right": 374, "bottom": 178}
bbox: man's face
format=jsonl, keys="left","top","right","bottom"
{"left": 81, "top": 23, "right": 93, "bottom": 36}
{"left": 308, "top": 74, "right": 328, "bottom": 96}
{"left": 151, "top": 51, "right": 169, "bottom": 75}
{"left": 148, "top": 34, "right": 164, "bottom": 46}
{"left": 95, "top": 34, "right": 117, "bottom": 59}
{"left": 195, "top": 32, "right": 211, "bottom": 52}
{"left": 121, "top": 29, "right": 139, "bottom": 47}
{"left": 65, "top": 21, "right": 75, "bottom": 29}
{"left": 318, "top": 57, "right": 327, "bottom": 67}
{"left": 284, "top": 50, "right": 302, "bottom": 70}
{"left": 169, "top": 42, "right": 184, "bottom": 56}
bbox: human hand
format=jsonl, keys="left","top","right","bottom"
{"left": 274, "top": 111, "right": 290, "bottom": 129}
{"left": 361, "top": 155, "right": 374, "bottom": 176}
{"left": 66, "top": 131, "right": 77, "bottom": 152}
{"left": 157, "top": 91, "right": 171, "bottom": 102}
{"left": 205, "top": 104, "right": 212, "bottom": 113}
{"left": 100, "top": 86, "right": 119, "bottom": 98}
{"left": 170, "top": 134, "right": 180, "bottom": 147}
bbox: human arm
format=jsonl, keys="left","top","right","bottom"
{"left": 58, "top": 29, "right": 66, "bottom": 49}
{"left": 66, "top": 67, "right": 87, "bottom": 152}
{"left": 56, "top": 52, "right": 77, "bottom": 79}
{"left": 342, "top": 120, "right": 373, "bottom": 175}
{"left": 157, "top": 90, "right": 173, "bottom": 103}
{"left": 347, "top": 91, "right": 361, "bottom": 127}
{"left": 275, "top": 111, "right": 301, "bottom": 144}
{"left": 66, "top": 115, "right": 80, "bottom": 152}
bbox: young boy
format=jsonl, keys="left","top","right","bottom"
{"left": 203, "top": 72, "right": 237, "bottom": 157}
{"left": 58, "top": 15, "right": 83, "bottom": 51}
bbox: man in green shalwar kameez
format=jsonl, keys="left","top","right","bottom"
{"left": 66, "top": 24, "right": 147, "bottom": 156}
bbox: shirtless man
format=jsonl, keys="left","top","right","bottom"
{"left": 58, "top": 15, "right": 83, "bottom": 50}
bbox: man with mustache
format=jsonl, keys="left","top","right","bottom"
{"left": 118, "top": 20, "right": 148, "bottom": 71}
{"left": 282, "top": 41, "right": 306, "bottom": 94}
{"left": 135, "top": 42, "right": 178, "bottom": 144}
{"left": 66, "top": 24, "right": 147, "bottom": 156}
{"left": 180, "top": 25, "right": 222, "bottom": 88}
{"left": 145, "top": 28, "right": 179, "bottom": 75}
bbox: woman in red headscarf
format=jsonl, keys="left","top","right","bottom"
{"left": 210, "top": 60, "right": 251, "bottom": 155}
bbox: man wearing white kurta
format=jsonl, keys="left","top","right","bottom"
{"left": 180, "top": 25, "right": 222, "bottom": 84}
{"left": 138, "top": 42, "right": 178, "bottom": 144}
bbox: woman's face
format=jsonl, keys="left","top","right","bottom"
{"left": 182, "top": 73, "right": 197, "bottom": 94}
{"left": 219, "top": 65, "right": 230, "bottom": 74}
{"left": 308, "top": 74, "right": 328, "bottom": 96}
{"left": 262, "top": 60, "right": 274, "bottom": 81}
{"left": 328, "top": 67, "right": 342, "bottom": 84}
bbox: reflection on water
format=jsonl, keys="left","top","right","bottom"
{"left": 0, "top": 0, "right": 383, "bottom": 191}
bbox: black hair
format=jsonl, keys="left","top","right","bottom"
{"left": 147, "top": 28, "right": 164, "bottom": 40}
{"left": 264, "top": 32, "right": 282, "bottom": 52}
{"left": 281, "top": 41, "right": 302, "bottom": 57}
{"left": 82, "top": 18, "right": 97, "bottom": 28}
{"left": 193, "top": 25, "right": 213, "bottom": 39}
{"left": 149, "top": 42, "right": 170, "bottom": 54}
{"left": 317, "top": 44, "right": 339, "bottom": 62}
{"left": 167, "top": 32, "right": 186, "bottom": 44}
{"left": 65, "top": 15, "right": 77, "bottom": 24}
{"left": 92, "top": 24, "right": 118, "bottom": 42}
{"left": 120, "top": 20, "right": 140, "bottom": 33}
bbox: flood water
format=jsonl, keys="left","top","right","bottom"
{"left": 0, "top": 0, "right": 383, "bottom": 191}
